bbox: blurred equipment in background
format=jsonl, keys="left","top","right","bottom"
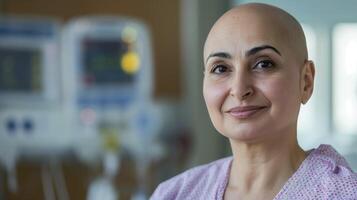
{"left": 62, "top": 16, "right": 159, "bottom": 200}
{"left": 0, "top": 16, "right": 64, "bottom": 194}
{"left": 62, "top": 16, "right": 154, "bottom": 162}
{"left": 0, "top": 15, "right": 191, "bottom": 200}
{"left": 0, "top": 17, "right": 175, "bottom": 200}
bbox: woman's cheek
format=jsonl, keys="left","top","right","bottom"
{"left": 204, "top": 81, "right": 228, "bottom": 111}
{"left": 262, "top": 77, "right": 300, "bottom": 116}
{"left": 203, "top": 81, "right": 228, "bottom": 133}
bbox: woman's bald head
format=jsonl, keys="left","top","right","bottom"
{"left": 204, "top": 3, "right": 308, "bottom": 65}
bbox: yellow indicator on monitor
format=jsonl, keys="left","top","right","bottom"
{"left": 121, "top": 26, "right": 137, "bottom": 43}
{"left": 100, "top": 127, "right": 120, "bottom": 152}
{"left": 121, "top": 51, "right": 140, "bottom": 74}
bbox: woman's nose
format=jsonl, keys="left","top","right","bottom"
{"left": 229, "top": 71, "right": 254, "bottom": 100}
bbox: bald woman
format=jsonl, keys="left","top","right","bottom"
{"left": 151, "top": 3, "right": 357, "bottom": 200}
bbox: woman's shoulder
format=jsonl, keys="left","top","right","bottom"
{"left": 290, "top": 144, "right": 357, "bottom": 199}
{"left": 150, "top": 156, "right": 232, "bottom": 200}
{"left": 313, "top": 145, "right": 357, "bottom": 195}
{"left": 311, "top": 144, "right": 357, "bottom": 177}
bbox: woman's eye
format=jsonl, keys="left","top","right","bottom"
{"left": 211, "top": 65, "right": 228, "bottom": 74}
{"left": 254, "top": 60, "right": 274, "bottom": 70}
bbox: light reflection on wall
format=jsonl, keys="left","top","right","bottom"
{"left": 333, "top": 24, "right": 357, "bottom": 135}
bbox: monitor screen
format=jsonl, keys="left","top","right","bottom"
{"left": 0, "top": 47, "right": 42, "bottom": 92}
{"left": 81, "top": 38, "right": 135, "bottom": 87}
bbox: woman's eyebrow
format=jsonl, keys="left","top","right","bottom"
{"left": 205, "top": 45, "right": 280, "bottom": 64}
{"left": 205, "top": 52, "right": 231, "bottom": 64}
{"left": 246, "top": 45, "right": 281, "bottom": 57}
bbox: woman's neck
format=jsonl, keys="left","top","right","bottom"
{"left": 226, "top": 132, "right": 306, "bottom": 199}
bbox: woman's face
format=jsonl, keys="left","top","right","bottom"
{"left": 203, "top": 16, "right": 313, "bottom": 143}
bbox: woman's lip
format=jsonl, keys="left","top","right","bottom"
{"left": 226, "top": 106, "right": 267, "bottom": 119}
{"left": 227, "top": 106, "right": 267, "bottom": 112}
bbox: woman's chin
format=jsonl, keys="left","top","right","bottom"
{"left": 220, "top": 126, "right": 271, "bottom": 143}
{"left": 227, "top": 133, "right": 263, "bottom": 143}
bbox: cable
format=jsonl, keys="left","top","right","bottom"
{"left": 41, "top": 164, "right": 56, "bottom": 200}
{"left": 51, "top": 161, "right": 70, "bottom": 200}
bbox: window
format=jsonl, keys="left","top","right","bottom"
{"left": 333, "top": 24, "right": 357, "bottom": 135}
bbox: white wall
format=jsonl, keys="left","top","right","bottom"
{"left": 235, "top": 0, "right": 357, "bottom": 23}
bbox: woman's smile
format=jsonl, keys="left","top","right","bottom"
{"left": 225, "top": 105, "right": 268, "bottom": 119}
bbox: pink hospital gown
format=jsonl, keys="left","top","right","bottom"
{"left": 150, "top": 144, "right": 357, "bottom": 199}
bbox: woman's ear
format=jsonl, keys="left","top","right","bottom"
{"left": 301, "top": 60, "right": 315, "bottom": 104}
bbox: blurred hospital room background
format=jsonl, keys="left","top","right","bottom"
{"left": 0, "top": 0, "right": 357, "bottom": 199}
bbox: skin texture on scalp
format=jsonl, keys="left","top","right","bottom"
{"left": 204, "top": 3, "right": 308, "bottom": 65}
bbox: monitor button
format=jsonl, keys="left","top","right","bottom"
{"left": 6, "top": 119, "right": 17, "bottom": 134}
{"left": 23, "top": 119, "right": 34, "bottom": 133}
